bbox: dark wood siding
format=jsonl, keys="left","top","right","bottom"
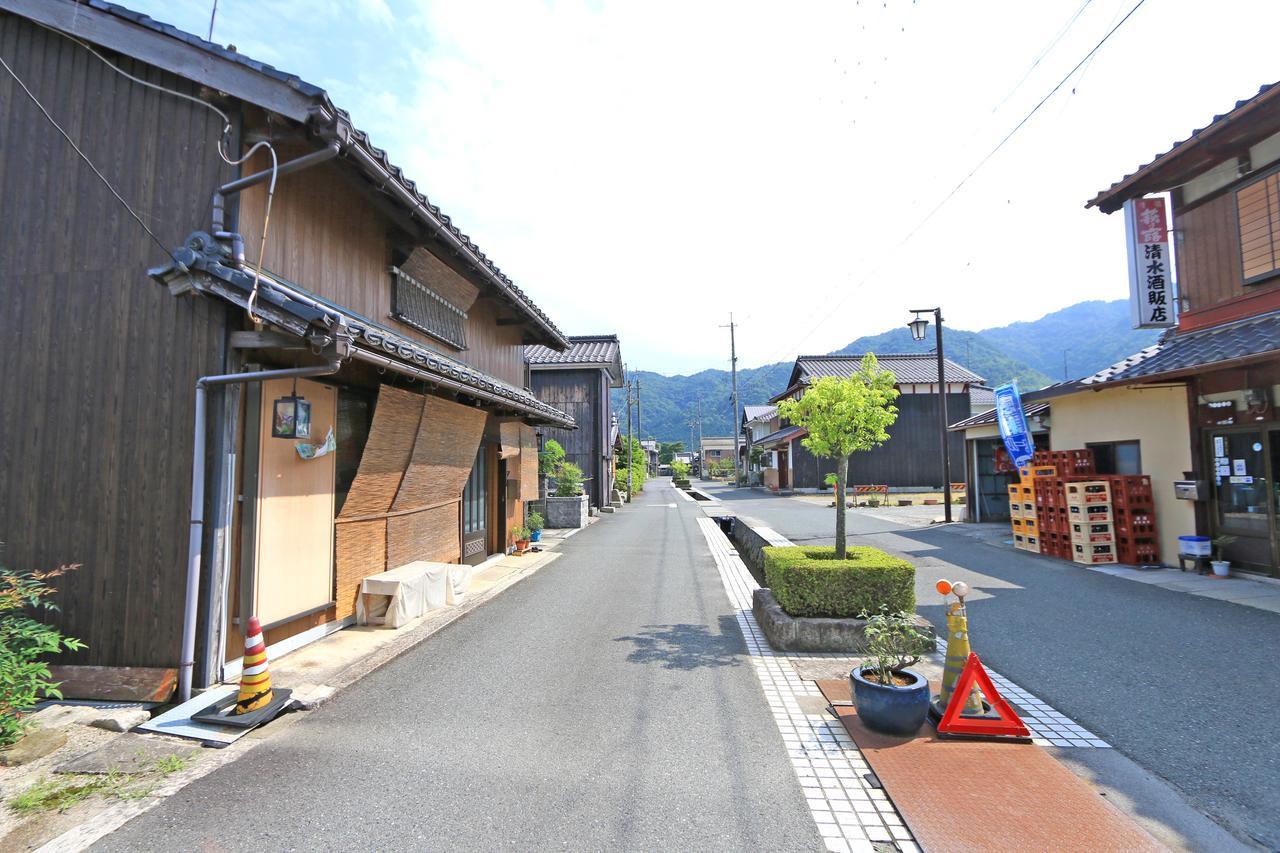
{"left": 0, "top": 14, "right": 236, "bottom": 666}
{"left": 530, "top": 369, "right": 605, "bottom": 507}
{"left": 238, "top": 153, "right": 526, "bottom": 388}
{"left": 1179, "top": 183, "right": 1280, "bottom": 310}
{"left": 790, "top": 393, "right": 969, "bottom": 488}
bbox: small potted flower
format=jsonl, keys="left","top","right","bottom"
{"left": 528, "top": 511, "right": 545, "bottom": 543}
{"left": 512, "top": 525, "right": 531, "bottom": 554}
{"left": 850, "top": 609, "right": 931, "bottom": 736}
{"left": 1210, "top": 534, "right": 1236, "bottom": 577}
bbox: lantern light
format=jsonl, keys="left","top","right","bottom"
{"left": 908, "top": 314, "right": 929, "bottom": 342}
{"left": 271, "top": 378, "right": 311, "bottom": 439}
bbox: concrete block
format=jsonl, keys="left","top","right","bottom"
{"left": 545, "top": 494, "right": 588, "bottom": 529}
{"left": 752, "top": 588, "right": 935, "bottom": 653}
{"left": 88, "top": 709, "right": 150, "bottom": 732}
{"left": 599, "top": 506, "right": 616, "bottom": 514}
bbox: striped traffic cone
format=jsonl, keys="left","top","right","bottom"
{"left": 938, "top": 602, "right": 984, "bottom": 715}
{"left": 234, "top": 617, "right": 274, "bottom": 715}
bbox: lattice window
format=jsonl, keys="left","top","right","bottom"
{"left": 1237, "top": 172, "right": 1280, "bottom": 283}
{"left": 390, "top": 266, "right": 468, "bottom": 348}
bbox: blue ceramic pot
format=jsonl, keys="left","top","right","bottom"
{"left": 850, "top": 667, "right": 930, "bottom": 736}
{"left": 530, "top": 529, "right": 542, "bottom": 542}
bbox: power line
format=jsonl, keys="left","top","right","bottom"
{"left": 991, "top": 0, "right": 1094, "bottom": 114}
{"left": 755, "top": 0, "right": 1149, "bottom": 370}
{"left": 0, "top": 50, "right": 174, "bottom": 260}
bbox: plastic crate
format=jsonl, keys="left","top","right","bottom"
{"left": 1117, "top": 534, "right": 1160, "bottom": 565}
{"left": 1073, "top": 541, "right": 1117, "bottom": 564}
{"left": 1065, "top": 481, "right": 1112, "bottom": 505}
{"left": 1068, "top": 503, "right": 1113, "bottom": 523}
{"left": 1106, "top": 475, "right": 1154, "bottom": 505}
{"left": 1009, "top": 501, "right": 1023, "bottom": 520}
{"left": 1113, "top": 505, "right": 1157, "bottom": 537}
{"left": 1070, "top": 521, "right": 1115, "bottom": 544}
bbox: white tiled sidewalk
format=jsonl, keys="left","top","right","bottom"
{"left": 695, "top": 517, "right": 1111, "bottom": 853}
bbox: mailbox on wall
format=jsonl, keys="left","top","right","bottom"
{"left": 1173, "top": 480, "right": 1205, "bottom": 501}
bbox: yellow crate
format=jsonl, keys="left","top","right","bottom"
{"left": 1069, "top": 522, "right": 1114, "bottom": 544}
{"left": 1065, "top": 481, "right": 1111, "bottom": 505}
{"left": 1072, "top": 541, "right": 1117, "bottom": 564}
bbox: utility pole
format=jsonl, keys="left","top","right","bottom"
{"left": 721, "top": 314, "right": 741, "bottom": 486}
{"left": 626, "top": 373, "right": 634, "bottom": 503}
{"left": 636, "top": 376, "right": 642, "bottom": 438}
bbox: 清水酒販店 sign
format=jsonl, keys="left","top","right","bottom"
{"left": 1123, "top": 196, "right": 1175, "bottom": 329}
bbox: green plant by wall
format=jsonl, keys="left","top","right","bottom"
{"left": 553, "top": 462, "right": 585, "bottom": 497}
{"left": 763, "top": 545, "right": 914, "bottom": 619}
{"left": 670, "top": 460, "right": 691, "bottom": 480}
{"left": 1, "top": 563, "right": 85, "bottom": 747}
{"left": 527, "top": 511, "right": 544, "bottom": 532}
{"left": 539, "top": 440, "right": 566, "bottom": 476}
{"left": 616, "top": 436, "right": 648, "bottom": 494}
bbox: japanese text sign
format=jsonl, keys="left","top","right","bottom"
{"left": 1123, "top": 196, "right": 1175, "bottom": 329}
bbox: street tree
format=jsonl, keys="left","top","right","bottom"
{"left": 776, "top": 353, "right": 899, "bottom": 558}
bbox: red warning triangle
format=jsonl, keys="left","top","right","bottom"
{"left": 937, "top": 652, "right": 1030, "bottom": 739}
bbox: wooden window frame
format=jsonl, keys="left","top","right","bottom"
{"left": 1236, "top": 169, "right": 1280, "bottom": 286}
{"left": 390, "top": 266, "right": 469, "bottom": 349}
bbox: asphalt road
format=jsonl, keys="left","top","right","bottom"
{"left": 706, "top": 481, "right": 1280, "bottom": 851}
{"left": 94, "top": 480, "right": 820, "bottom": 852}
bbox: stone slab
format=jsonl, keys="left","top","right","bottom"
{"left": 752, "top": 587, "right": 935, "bottom": 653}
{"left": 56, "top": 734, "right": 198, "bottom": 775}
{"left": 0, "top": 727, "right": 67, "bottom": 767}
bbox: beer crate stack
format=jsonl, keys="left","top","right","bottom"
{"left": 1009, "top": 465, "right": 1056, "bottom": 553}
{"left": 1035, "top": 476, "right": 1071, "bottom": 559}
{"left": 1107, "top": 474, "right": 1159, "bottom": 564}
{"left": 1066, "top": 481, "right": 1118, "bottom": 565}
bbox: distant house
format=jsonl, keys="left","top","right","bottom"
{"left": 699, "top": 436, "right": 737, "bottom": 477}
{"left": 741, "top": 405, "right": 778, "bottom": 484}
{"left": 640, "top": 439, "right": 660, "bottom": 474}
{"left": 761, "top": 354, "right": 983, "bottom": 491}
{"left": 526, "top": 335, "right": 624, "bottom": 509}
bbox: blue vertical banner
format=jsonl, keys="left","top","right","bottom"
{"left": 994, "top": 383, "right": 1035, "bottom": 468}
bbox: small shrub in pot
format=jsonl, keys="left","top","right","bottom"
{"left": 850, "top": 608, "right": 931, "bottom": 736}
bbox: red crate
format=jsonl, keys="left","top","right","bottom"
{"left": 1113, "top": 505, "right": 1157, "bottom": 537}
{"left": 1117, "top": 534, "right": 1160, "bottom": 565}
{"left": 1106, "top": 475, "right": 1154, "bottom": 505}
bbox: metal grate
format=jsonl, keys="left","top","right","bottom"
{"left": 390, "top": 266, "right": 467, "bottom": 349}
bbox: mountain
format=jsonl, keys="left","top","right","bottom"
{"left": 612, "top": 299, "right": 1162, "bottom": 444}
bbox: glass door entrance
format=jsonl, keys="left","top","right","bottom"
{"left": 1209, "top": 428, "right": 1279, "bottom": 576}
{"left": 462, "top": 444, "right": 488, "bottom": 565}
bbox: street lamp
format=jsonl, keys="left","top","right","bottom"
{"left": 908, "top": 308, "right": 953, "bottom": 523}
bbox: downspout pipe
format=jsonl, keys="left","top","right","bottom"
{"left": 180, "top": 359, "right": 341, "bottom": 702}
{"left": 211, "top": 142, "right": 341, "bottom": 235}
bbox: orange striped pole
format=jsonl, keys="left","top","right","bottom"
{"left": 234, "top": 617, "right": 274, "bottom": 715}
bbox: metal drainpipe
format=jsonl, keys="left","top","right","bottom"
{"left": 180, "top": 359, "right": 341, "bottom": 702}
{"left": 211, "top": 142, "right": 341, "bottom": 233}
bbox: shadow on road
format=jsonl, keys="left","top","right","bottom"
{"left": 615, "top": 615, "right": 744, "bottom": 670}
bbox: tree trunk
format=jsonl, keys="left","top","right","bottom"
{"left": 835, "top": 454, "right": 849, "bottom": 559}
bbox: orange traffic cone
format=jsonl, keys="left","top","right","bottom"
{"left": 234, "top": 617, "right": 273, "bottom": 715}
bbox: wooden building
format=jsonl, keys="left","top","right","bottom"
{"left": 1086, "top": 81, "right": 1280, "bottom": 577}
{"left": 759, "top": 354, "right": 980, "bottom": 490}
{"left": 0, "top": 0, "right": 574, "bottom": 694}
{"left": 526, "top": 335, "right": 624, "bottom": 509}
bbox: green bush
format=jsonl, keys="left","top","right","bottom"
{"left": 539, "top": 440, "right": 565, "bottom": 476}
{"left": 527, "top": 511, "right": 544, "bottom": 532}
{"left": 1, "top": 563, "right": 85, "bottom": 747}
{"left": 553, "top": 462, "right": 584, "bottom": 497}
{"left": 763, "top": 546, "right": 914, "bottom": 618}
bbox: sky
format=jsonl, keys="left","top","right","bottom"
{"left": 120, "top": 0, "right": 1280, "bottom": 375}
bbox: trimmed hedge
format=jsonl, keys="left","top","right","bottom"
{"left": 763, "top": 545, "right": 914, "bottom": 618}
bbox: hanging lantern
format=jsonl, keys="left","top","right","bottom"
{"left": 907, "top": 314, "right": 930, "bottom": 342}
{"left": 271, "top": 379, "right": 311, "bottom": 439}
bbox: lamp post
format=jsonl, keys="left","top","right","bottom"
{"left": 909, "top": 307, "right": 952, "bottom": 523}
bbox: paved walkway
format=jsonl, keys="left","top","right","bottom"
{"left": 703, "top": 481, "right": 1280, "bottom": 851}
{"left": 93, "top": 481, "right": 820, "bottom": 851}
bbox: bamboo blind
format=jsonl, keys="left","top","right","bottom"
{"left": 498, "top": 420, "right": 521, "bottom": 460}
{"left": 520, "top": 424, "right": 539, "bottom": 501}
{"left": 338, "top": 385, "right": 423, "bottom": 519}
{"left": 1238, "top": 173, "right": 1280, "bottom": 281}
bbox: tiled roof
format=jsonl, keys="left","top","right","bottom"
{"left": 794, "top": 354, "right": 985, "bottom": 385}
{"left": 1087, "top": 81, "right": 1280, "bottom": 213}
{"left": 969, "top": 386, "right": 996, "bottom": 411}
{"left": 77, "top": 0, "right": 568, "bottom": 348}
{"left": 1093, "top": 312, "right": 1280, "bottom": 384}
{"left": 743, "top": 405, "right": 777, "bottom": 423}
{"left": 756, "top": 425, "right": 807, "bottom": 447}
{"left": 526, "top": 335, "right": 620, "bottom": 367}
{"left": 949, "top": 402, "right": 1050, "bottom": 432}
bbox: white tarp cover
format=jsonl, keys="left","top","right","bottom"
{"left": 356, "top": 561, "right": 450, "bottom": 627}
{"left": 446, "top": 563, "right": 474, "bottom": 606}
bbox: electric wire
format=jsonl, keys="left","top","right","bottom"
{"left": 0, "top": 50, "right": 174, "bottom": 261}
{"left": 754, "top": 0, "right": 1149, "bottom": 370}
{"left": 29, "top": 19, "right": 279, "bottom": 325}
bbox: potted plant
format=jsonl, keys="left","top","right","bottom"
{"left": 512, "top": 525, "right": 532, "bottom": 554}
{"left": 528, "top": 511, "right": 544, "bottom": 542}
{"left": 850, "top": 609, "right": 930, "bottom": 736}
{"left": 1210, "top": 534, "right": 1236, "bottom": 577}
{"left": 544, "top": 462, "right": 589, "bottom": 529}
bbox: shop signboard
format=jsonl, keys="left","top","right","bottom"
{"left": 994, "top": 383, "right": 1035, "bottom": 468}
{"left": 1123, "top": 196, "right": 1176, "bottom": 329}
